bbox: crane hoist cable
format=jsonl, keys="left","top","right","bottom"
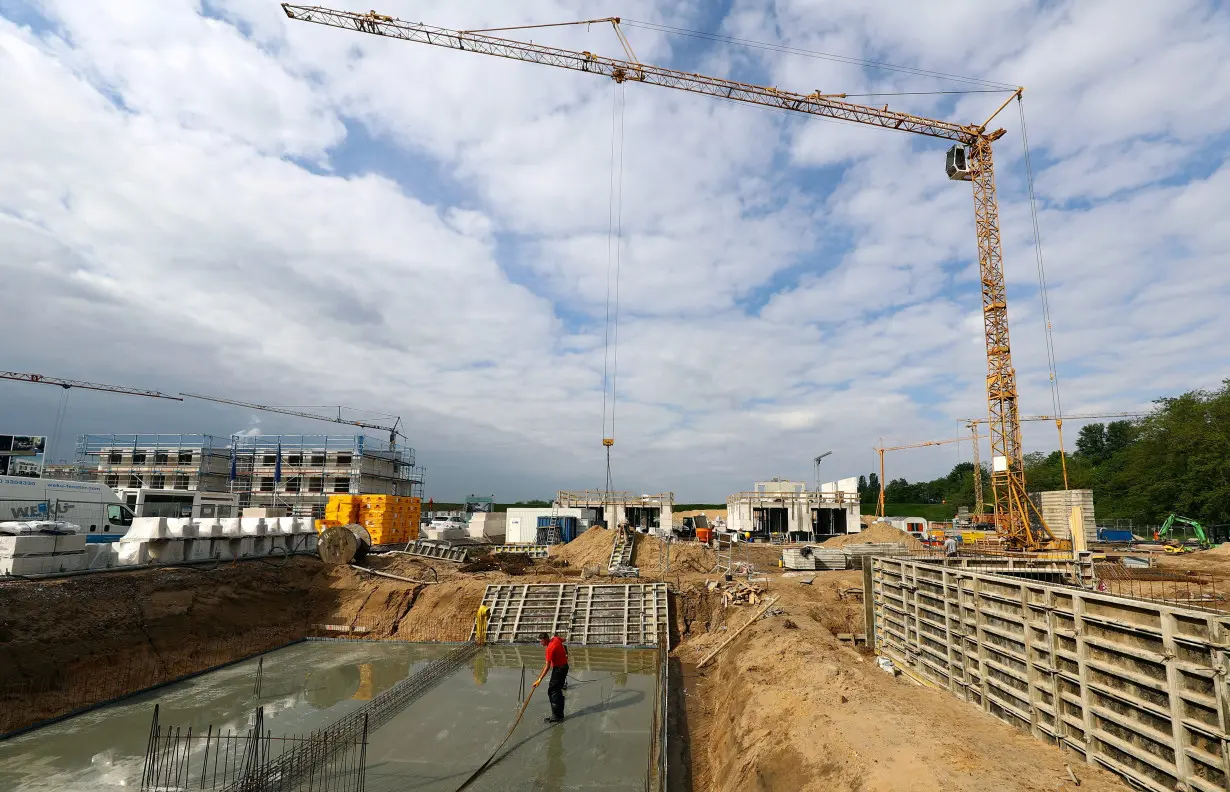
{"left": 1017, "top": 95, "right": 1069, "bottom": 484}
{"left": 601, "top": 81, "right": 626, "bottom": 501}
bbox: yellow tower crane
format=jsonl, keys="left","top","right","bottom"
{"left": 283, "top": 6, "right": 1044, "bottom": 547}
{"left": 874, "top": 435, "right": 980, "bottom": 520}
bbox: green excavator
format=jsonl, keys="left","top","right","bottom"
{"left": 1156, "top": 513, "right": 1212, "bottom": 553}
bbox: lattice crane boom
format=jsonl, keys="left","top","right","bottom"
{"left": 962, "top": 411, "right": 1146, "bottom": 516}
{"left": 181, "top": 392, "right": 404, "bottom": 448}
{"left": 282, "top": 5, "right": 1040, "bottom": 547}
{"left": 0, "top": 371, "right": 182, "bottom": 400}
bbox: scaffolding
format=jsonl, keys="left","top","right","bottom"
{"left": 76, "top": 434, "right": 233, "bottom": 491}
{"left": 228, "top": 435, "right": 424, "bottom": 517}
{"left": 74, "top": 433, "right": 425, "bottom": 518}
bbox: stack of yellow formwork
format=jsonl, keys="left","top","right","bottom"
{"left": 325, "top": 495, "right": 360, "bottom": 524}
{"left": 357, "top": 494, "right": 422, "bottom": 545}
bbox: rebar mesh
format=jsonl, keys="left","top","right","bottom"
{"left": 221, "top": 642, "right": 481, "bottom": 792}
{"left": 141, "top": 705, "right": 369, "bottom": 792}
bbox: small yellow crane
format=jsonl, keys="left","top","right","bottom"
{"left": 874, "top": 435, "right": 979, "bottom": 520}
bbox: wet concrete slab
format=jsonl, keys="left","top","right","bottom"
{"left": 364, "top": 648, "right": 657, "bottom": 791}
{"left": 0, "top": 643, "right": 659, "bottom": 792}
{"left": 0, "top": 641, "right": 455, "bottom": 791}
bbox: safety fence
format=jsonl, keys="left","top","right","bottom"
{"left": 0, "top": 626, "right": 305, "bottom": 738}
{"left": 141, "top": 705, "right": 369, "bottom": 792}
{"left": 220, "top": 642, "right": 481, "bottom": 792}
{"left": 866, "top": 556, "right": 1230, "bottom": 792}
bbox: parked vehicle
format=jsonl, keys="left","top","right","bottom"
{"left": 0, "top": 475, "right": 133, "bottom": 542}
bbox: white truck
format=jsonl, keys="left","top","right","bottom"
{"left": 0, "top": 476, "right": 134, "bottom": 543}
{"left": 114, "top": 488, "right": 239, "bottom": 520}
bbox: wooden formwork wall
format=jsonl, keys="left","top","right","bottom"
{"left": 867, "top": 557, "right": 1230, "bottom": 792}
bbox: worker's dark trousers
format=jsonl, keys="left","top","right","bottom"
{"left": 547, "top": 664, "right": 568, "bottom": 720}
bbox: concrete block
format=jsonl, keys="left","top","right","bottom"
{"left": 219, "top": 518, "right": 242, "bottom": 537}
{"left": 240, "top": 517, "right": 268, "bottom": 537}
{"left": 1, "top": 555, "right": 58, "bottom": 575}
{"left": 0, "top": 535, "right": 56, "bottom": 557}
{"left": 85, "top": 543, "right": 117, "bottom": 569}
{"left": 49, "top": 552, "right": 86, "bottom": 573}
{"left": 197, "top": 519, "right": 223, "bottom": 538}
{"left": 251, "top": 536, "right": 271, "bottom": 556}
{"left": 147, "top": 539, "right": 185, "bottom": 564}
{"left": 166, "top": 518, "right": 198, "bottom": 539}
{"left": 225, "top": 537, "right": 255, "bottom": 558}
{"left": 53, "top": 534, "right": 88, "bottom": 554}
{"left": 184, "top": 538, "right": 214, "bottom": 561}
{"left": 267, "top": 536, "right": 288, "bottom": 554}
{"left": 116, "top": 541, "right": 149, "bottom": 566}
{"left": 126, "top": 517, "right": 169, "bottom": 541}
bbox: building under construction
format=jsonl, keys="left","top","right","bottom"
{"left": 74, "top": 433, "right": 424, "bottom": 517}
{"left": 726, "top": 478, "right": 860, "bottom": 542}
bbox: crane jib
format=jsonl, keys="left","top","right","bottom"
{"left": 282, "top": 4, "right": 1046, "bottom": 547}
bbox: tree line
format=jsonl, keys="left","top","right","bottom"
{"left": 856, "top": 380, "right": 1230, "bottom": 527}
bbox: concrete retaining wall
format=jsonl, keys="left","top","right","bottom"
{"left": 867, "top": 557, "right": 1230, "bottom": 792}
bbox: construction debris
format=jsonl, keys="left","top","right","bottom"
{"left": 716, "top": 580, "right": 765, "bottom": 607}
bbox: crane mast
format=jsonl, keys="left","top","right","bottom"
{"left": 283, "top": 5, "right": 1040, "bottom": 547}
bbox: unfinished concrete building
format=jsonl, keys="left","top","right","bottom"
{"left": 76, "top": 433, "right": 424, "bottom": 517}
{"left": 726, "top": 478, "right": 859, "bottom": 541}
{"left": 556, "top": 490, "right": 674, "bottom": 535}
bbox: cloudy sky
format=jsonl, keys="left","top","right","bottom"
{"left": 2, "top": 0, "right": 1228, "bottom": 501}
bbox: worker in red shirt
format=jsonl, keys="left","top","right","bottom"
{"left": 534, "top": 632, "right": 569, "bottom": 723}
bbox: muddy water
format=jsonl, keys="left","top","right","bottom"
{"left": 0, "top": 642, "right": 659, "bottom": 792}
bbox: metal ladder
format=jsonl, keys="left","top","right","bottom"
{"left": 608, "top": 527, "right": 635, "bottom": 571}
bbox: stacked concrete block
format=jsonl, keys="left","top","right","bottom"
{"left": 85, "top": 542, "right": 118, "bottom": 570}
{"left": 1, "top": 533, "right": 91, "bottom": 575}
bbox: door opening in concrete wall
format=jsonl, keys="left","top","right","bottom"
{"left": 625, "top": 507, "right": 660, "bottom": 531}
{"left": 752, "top": 507, "right": 788, "bottom": 539}
{"left": 812, "top": 508, "right": 847, "bottom": 538}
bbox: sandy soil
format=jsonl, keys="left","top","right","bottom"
{"left": 823, "top": 522, "right": 926, "bottom": 552}
{"left": 675, "top": 568, "right": 1132, "bottom": 792}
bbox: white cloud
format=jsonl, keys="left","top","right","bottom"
{"left": 2, "top": 0, "right": 1228, "bottom": 499}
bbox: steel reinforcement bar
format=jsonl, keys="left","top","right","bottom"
{"left": 223, "top": 642, "right": 481, "bottom": 792}
{"left": 866, "top": 557, "right": 1230, "bottom": 792}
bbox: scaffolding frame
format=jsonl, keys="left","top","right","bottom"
{"left": 73, "top": 433, "right": 425, "bottom": 518}
{"left": 76, "top": 434, "right": 233, "bottom": 491}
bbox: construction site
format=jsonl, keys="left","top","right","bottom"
{"left": 2, "top": 3, "right": 1227, "bottom": 792}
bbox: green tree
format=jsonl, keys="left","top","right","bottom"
{"left": 1076, "top": 423, "right": 1107, "bottom": 462}
{"left": 867, "top": 472, "right": 880, "bottom": 500}
{"left": 857, "top": 474, "right": 868, "bottom": 501}
{"left": 1100, "top": 382, "right": 1230, "bottom": 525}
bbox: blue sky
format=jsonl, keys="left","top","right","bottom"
{"left": 2, "top": 0, "right": 1229, "bottom": 500}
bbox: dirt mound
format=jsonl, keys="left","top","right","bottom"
{"left": 1203, "top": 542, "right": 1230, "bottom": 556}
{"left": 823, "top": 522, "right": 925, "bottom": 552}
{"left": 681, "top": 571, "right": 1129, "bottom": 792}
{"left": 635, "top": 533, "right": 718, "bottom": 573}
{"left": 549, "top": 526, "right": 615, "bottom": 567}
